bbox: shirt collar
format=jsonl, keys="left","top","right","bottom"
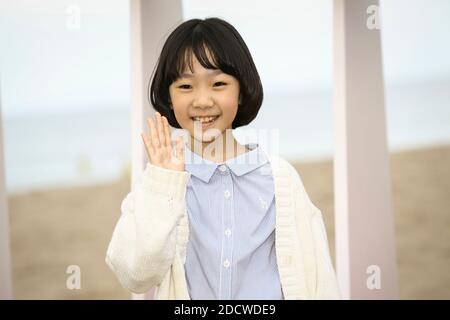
{"left": 184, "top": 142, "right": 269, "bottom": 183}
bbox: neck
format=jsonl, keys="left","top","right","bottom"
{"left": 189, "top": 128, "right": 249, "bottom": 163}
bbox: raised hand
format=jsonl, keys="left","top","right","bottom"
{"left": 140, "top": 112, "right": 185, "bottom": 172}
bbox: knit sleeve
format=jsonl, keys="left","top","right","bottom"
{"left": 309, "top": 203, "right": 342, "bottom": 299}
{"left": 105, "top": 162, "right": 191, "bottom": 294}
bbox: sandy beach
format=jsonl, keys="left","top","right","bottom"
{"left": 7, "top": 144, "right": 450, "bottom": 299}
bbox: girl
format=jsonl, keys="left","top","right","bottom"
{"left": 106, "top": 17, "right": 340, "bottom": 300}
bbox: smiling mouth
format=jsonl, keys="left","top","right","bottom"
{"left": 191, "top": 115, "right": 220, "bottom": 129}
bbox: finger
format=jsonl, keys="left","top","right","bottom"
{"left": 141, "top": 133, "right": 151, "bottom": 154}
{"left": 163, "top": 116, "right": 172, "bottom": 148}
{"left": 155, "top": 112, "right": 166, "bottom": 147}
{"left": 141, "top": 132, "right": 154, "bottom": 160}
{"left": 148, "top": 117, "right": 160, "bottom": 148}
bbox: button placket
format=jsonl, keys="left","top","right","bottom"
{"left": 219, "top": 166, "right": 233, "bottom": 299}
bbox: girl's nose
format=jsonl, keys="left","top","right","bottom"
{"left": 192, "top": 88, "right": 214, "bottom": 108}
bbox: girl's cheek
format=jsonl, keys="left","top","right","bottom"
{"left": 222, "top": 96, "right": 240, "bottom": 114}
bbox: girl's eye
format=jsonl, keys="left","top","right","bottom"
{"left": 177, "top": 82, "right": 226, "bottom": 89}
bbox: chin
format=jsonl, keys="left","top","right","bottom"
{"left": 191, "top": 127, "right": 221, "bottom": 141}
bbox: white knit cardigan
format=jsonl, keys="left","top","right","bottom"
{"left": 105, "top": 154, "right": 341, "bottom": 299}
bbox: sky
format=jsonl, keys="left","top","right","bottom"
{"left": 0, "top": 0, "right": 449, "bottom": 118}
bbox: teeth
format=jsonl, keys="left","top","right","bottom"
{"left": 193, "top": 116, "right": 217, "bottom": 123}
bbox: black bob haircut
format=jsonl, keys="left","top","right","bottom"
{"left": 148, "top": 17, "right": 263, "bottom": 129}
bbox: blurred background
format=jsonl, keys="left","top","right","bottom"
{"left": 0, "top": 0, "right": 449, "bottom": 299}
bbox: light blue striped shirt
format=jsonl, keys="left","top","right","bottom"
{"left": 183, "top": 142, "right": 284, "bottom": 300}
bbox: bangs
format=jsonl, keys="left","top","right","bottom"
{"left": 168, "top": 29, "right": 238, "bottom": 83}
{"left": 175, "top": 45, "right": 219, "bottom": 77}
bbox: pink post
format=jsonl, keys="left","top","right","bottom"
{"left": 0, "top": 82, "right": 13, "bottom": 299}
{"left": 129, "top": 0, "right": 183, "bottom": 300}
{"left": 333, "top": 0, "right": 399, "bottom": 299}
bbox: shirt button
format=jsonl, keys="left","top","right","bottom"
{"left": 224, "top": 228, "right": 232, "bottom": 236}
{"left": 223, "top": 259, "right": 230, "bottom": 268}
{"left": 219, "top": 164, "right": 227, "bottom": 172}
{"left": 259, "top": 196, "right": 268, "bottom": 210}
{"left": 224, "top": 190, "right": 231, "bottom": 199}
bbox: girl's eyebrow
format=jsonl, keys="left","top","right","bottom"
{"left": 180, "top": 70, "right": 224, "bottom": 78}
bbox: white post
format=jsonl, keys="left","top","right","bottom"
{"left": 129, "top": 0, "right": 183, "bottom": 300}
{"left": 0, "top": 81, "right": 13, "bottom": 299}
{"left": 333, "top": 0, "right": 399, "bottom": 299}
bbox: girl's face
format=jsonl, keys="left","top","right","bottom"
{"left": 168, "top": 53, "right": 240, "bottom": 144}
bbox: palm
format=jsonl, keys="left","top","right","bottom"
{"left": 141, "top": 112, "right": 185, "bottom": 172}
